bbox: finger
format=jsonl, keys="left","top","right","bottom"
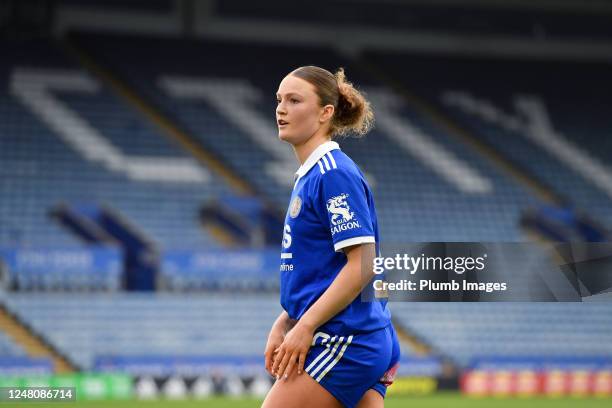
{"left": 298, "top": 351, "right": 306, "bottom": 375}
{"left": 282, "top": 352, "right": 297, "bottom": 380}
{"left": 265, "top": 351, "right": 273, "bottom": 375}
{"left": 271, "top": 349, "right": 282, "bottom": 376}
{"left": 269, "top": 349, "right": 280, "bottom": 375}
{"left": 265, "top": 346, "right": 277, "bottom": 373}
{"left": 264, "top": 346, "right": 270, "bottom": 363}
{"left": 271, "top": 347, "right": 285, "bottom": 376}
{"left": 275, "top": 350, "right": 291, "bottom": 380}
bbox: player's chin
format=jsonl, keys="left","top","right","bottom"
{"left": 278, "top": 129, "right": 292, "bottom": 142}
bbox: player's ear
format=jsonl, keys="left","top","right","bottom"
{"left": 319, "top": 104, "right": 335, "bottom": 123}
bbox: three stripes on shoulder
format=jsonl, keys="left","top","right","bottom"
{"left": 317, "top": 152, "right": 338, "bottom": 174}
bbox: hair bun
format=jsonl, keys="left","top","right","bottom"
{"left": 332, "top": 68, "right": 374, "bottom": 137}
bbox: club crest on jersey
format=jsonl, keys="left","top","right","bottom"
{"left": 327, "top": 193, "right": 360, "bottom": 235}
{"left": 289, "top": 196, "right": 302, "bottom": 218}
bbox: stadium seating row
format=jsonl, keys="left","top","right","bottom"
{"left": 0, "top": 331, "right": 25, "bottom": 356}
{"left": 3, "top": 293, "right": 283, "bottom": 369}
{"left": 74, "top": 32, "right": 547, "bottom": 242}
{"left": 4, "top": 293, "right": 611, "bottom": 371}
{"left": 0, "top": 38, "right": 229, "bottom": 249}
{"left": 392, "top": 302, "right": 612, "bottom": 366}
{"left": 367, "top": 52, "right": 612, "bottom": 227}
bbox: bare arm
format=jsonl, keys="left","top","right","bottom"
{"left": 273, "top": 310, "right": 289, "bottom": 331}
{"left": 300, "top": 242, "right": 375, "bottom": 331}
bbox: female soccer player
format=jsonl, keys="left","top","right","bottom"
{"left": 262, "top": 66, "right": 400, "bottom": 408}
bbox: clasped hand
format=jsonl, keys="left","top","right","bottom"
{"left": 266, "top": 322, "right": 314, "bottom": 381}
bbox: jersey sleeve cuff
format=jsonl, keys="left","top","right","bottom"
{"left": 334, "top": 236, "right": 375, "bottom": 252}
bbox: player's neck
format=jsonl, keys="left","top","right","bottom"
{"left": 293, "top": 133, "right": 331, "bottom": 165}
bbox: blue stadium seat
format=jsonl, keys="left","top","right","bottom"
{"left": 75, "top": 32, "right": 544, "bottom": 242}
{"left": 365, "top": 52, "right": 612, "bottom": 228}
{"left": 0, "top": 38, "right": 232, "bottom": 249}
{"left": 0, "top": 331, "right": 25, "bottom": 356}
{"left": 390, "top": 302, "right": 612, "bottom": 366}
{"left": 3, "top": 293, "right": 284, "bottom": 369}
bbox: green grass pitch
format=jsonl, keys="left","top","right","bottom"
{"left": 9, "top": 394, "right": 610, "bottom": 408}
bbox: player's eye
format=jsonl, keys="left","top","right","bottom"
{"left": 290, "top": 98, "right": 299, "bottom": 104}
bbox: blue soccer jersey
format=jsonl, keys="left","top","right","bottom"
{"left": 280, "top": 141, "right": 391, "bottom": 335}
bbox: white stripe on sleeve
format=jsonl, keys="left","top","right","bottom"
{"left": 326, "top": 152, "right": 337, "bottom": 169}
{"left": 317, "top": 161, "right": 325, "bottom": 174}
{"left": 334, "top": 236, "right": 376, "bottom": 252}
{"left": 321, "top": 156, "right": 331, "bottom": 171}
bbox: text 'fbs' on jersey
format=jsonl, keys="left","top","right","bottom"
{"left": 280, "top": 141, "right": 391, "bottom": 335}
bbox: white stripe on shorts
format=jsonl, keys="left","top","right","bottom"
{"left": 305, "top": 335, "right": 336, "bottom": 373}
{"left": 315, "top": 335, "right": 353, "bottom": 382}
{"left": 311, "top": 332, "right": 330, "bottom": 346}
{"left": 308, "top": 336, "right": 345, "bottom": 378}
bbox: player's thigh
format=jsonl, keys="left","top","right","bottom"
{"left": 355, "top": 389, "right": 384, "bottom": 408}
{"left": 261, "top": 372, "right": 342, "bottom": 408}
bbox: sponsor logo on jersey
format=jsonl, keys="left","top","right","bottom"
{"left": 327, "top": 193, "right": 360, "bottom": 235}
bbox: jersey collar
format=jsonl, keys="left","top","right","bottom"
{"left": 295, "top": 141, "right": 340, "bottom": 181}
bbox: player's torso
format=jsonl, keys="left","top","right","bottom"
{"left": 278, "top": 148, "right": 389, "bottom": 331}
{"left": 280, "top": 175, "right": 345, "bottom": 317}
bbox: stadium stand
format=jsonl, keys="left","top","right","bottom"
{"left": 2, "top": 292, "right": 431, "bottom": 375}
{"left": 216, "top": 0, "right": 612, "bottom": 40}
{"left": 2, "top": 293, "right": 283, "bottom": 370}
{"left": 5, "top": 290, "right": 612, "bottom": 373}
{"left": 2, "top": 23, "right": 612, "bottom": 399}
{"left": 392, "top": 302, "right": 612, "bottom": 367}
{"left": 0, "top": 37, "right": 231, "bottom": 249}
{"left": 0, "top": 246, "right": 122, "bottom": 291}
{"left": 366, "top": 52, "right": 612, "bottom": 227}
{"left": 2, "top": 0, "right": 612, "bottom": 401}
{"left": 0, "top": 331, "right": 25, "bottom": 356}
{"left": 72, "top": 32, "right": 542, "bottom": 242}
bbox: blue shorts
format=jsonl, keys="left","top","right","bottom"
{"left": 304, "top": 323, "right": 401, "bottom": 408}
